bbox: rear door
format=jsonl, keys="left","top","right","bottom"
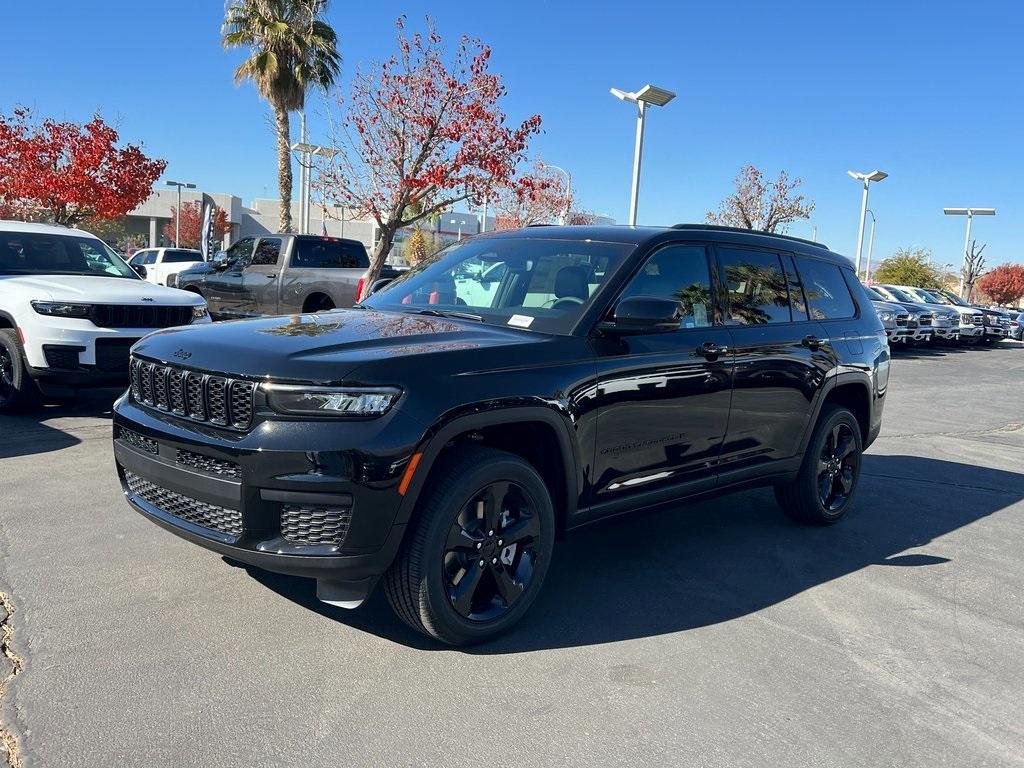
{"left": 591, "top": 243, "right": 733, "bottom": 509}
{"left": 239, "top": 236, "right": 284, "bottom": 316}
{"left": 715, "top": 245, "right": 830, "bottom": 476}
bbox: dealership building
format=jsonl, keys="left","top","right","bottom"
{"left": 121, "top": 188, "right": 611, "bottom": 263}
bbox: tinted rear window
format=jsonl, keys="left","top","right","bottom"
{"left": 718, "top": 247, "right": 792, "bottom": 325}
{"left": 163, "top": 250, "right": 202, "bottom": 263}
{"left": 798, "top": 259, "right": 857, "bottom": 319}
{"left": 292, "top": 239, "right": 369, "bottom": 269}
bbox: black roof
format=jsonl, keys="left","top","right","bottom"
{"left": 479, "top": 223, "right": 845, "bottom": 262}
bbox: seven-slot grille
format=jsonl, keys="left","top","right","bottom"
{"left": 130, "top": 356, "right": 256, "bottom": 429}
{"left": 281, "top": 505, "right": 352, "bottom": 546}
{"left": 92, "top": 304, "right": 194, "bottom": 329}
{"left": 123, "top": 470, "right": 242, "bottom": 538}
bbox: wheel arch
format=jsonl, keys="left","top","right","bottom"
{"left": 800, "top": 373, "right": 873, "bottom": 454}
{"left": 396, "top": 406, "right": 581, "bottom": 533}
{"left": 301, "top": 291, "right": 335, "bottom": 313}
{"left": 0, "top": 310, "right": 16, "bottom": 330}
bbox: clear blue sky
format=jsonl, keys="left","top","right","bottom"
{"left": 3, "top": 0, "right": 1020, "bottom": 267}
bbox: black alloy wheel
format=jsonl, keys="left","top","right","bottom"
{"left": 816, "top": 422, "right": 859, "bottom": 512}
{"left": 775, "top": 404, "right": 863, "bottom": 525}
{"left": 442, "top": 481, "right": 541, "bottom": 622}
{"left": 384, "top": 446, "right": 555, "bottom": 646}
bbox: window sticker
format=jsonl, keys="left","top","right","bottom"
{"left": 507, "top": 314, "right": 535, "bottom": 328}
{"left": 692, "top": 303, "right": 708, "bottom": 328}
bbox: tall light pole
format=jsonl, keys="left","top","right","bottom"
{"left": 539, "top": 162, "right": 572, "bottom": 224}
{"left": 165, "top": 180, "right": 196, "bottom": 247}
{"left": 863, "top": 209, "right": 876, "bottom": 283}
{"left": 291, "top": 140, "right": 337, "bottom": 235}
{"left": 847, "top": 170, "right": 887, "bottom": 276}
{"left": 943, "top": 207, "right": 996, "bottom": 295}
{"left": 610, "top": 84, "right": 676, "bottom": 226}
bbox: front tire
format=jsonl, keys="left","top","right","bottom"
{"left": 775, "top": 405, "right": 863, "bottom": 525}
{"left": 0, "top": 329, "right": 38, "bottom": 413}
{"left": 384, "top": 446, "right": 556, "bottom": 646}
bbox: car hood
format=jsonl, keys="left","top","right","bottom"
{"left": 132, "top": 308, "right": 546, "bottom": 382}
{"left": 871, "top": 300, "right": 905, "bottom": 313}
{"left": 0, "top": 274, "right": 204, "bottom": 305}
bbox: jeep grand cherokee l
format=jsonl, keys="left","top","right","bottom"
{"left": 0, "top": 220, "right": 209, "bottom": 411}
{"left": 112, "top": 224, "right": 888, "bottom": 645}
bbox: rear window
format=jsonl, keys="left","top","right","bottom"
{"left": 718, "top": 247, "right": 792, "bottom": 325}
{"left": 292, "top": 238, "right": 369, "bottom": 269}
{"left": 798, "top": 259, "right": 857, "bottom": 320}
{"left": 163, "top": 250, "right": 202, "bottom": 264}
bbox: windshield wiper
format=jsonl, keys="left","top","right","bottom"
{"left": 407, "top": 308, "right": 484, "bottom": 322}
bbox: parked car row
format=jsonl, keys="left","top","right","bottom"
{"left": 865, "top": 282, "right": 1016, "bottom": 349}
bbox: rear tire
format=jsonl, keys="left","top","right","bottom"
{"left": 775, "top": 405, "right": 863, "bottom": 525}
{"left": 0, "top": 329, "right": 39, "bottom": 414}
{"left": 384, "top": 446, "right": 556, "bottom": 646}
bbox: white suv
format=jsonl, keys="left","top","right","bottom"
{"left": 128, "top": 247, "right": 204, "bottom": 286}
{"left": 0, "top": 220, "right": 210, "bottom": 412}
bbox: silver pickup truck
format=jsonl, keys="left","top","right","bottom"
{"left": 172, "top": 234, "right": 399, "bottom": 320}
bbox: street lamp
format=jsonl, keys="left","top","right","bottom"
{"left": 847, "top": 169, "right": 887, "bottom": 276}
{"left": 944, "top": 207, "right": 996, "bottom": 295}
{"left": 863, "top": 209, "right": 876, "bottom": 283}
{"left": 291, "top": 125, "right": 337, "bottom": 235}
{"left": 539, "top": 162, "right": 572, "bottom": 224}
{"left": 610, "top": 84, "right": 676, "bottom": 226}
{"left": 165, "top": 180, "right": 196, "bottom": 247}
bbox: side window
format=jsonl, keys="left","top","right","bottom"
{"left": 225, "top": 237, "right": 255, "bottom": 268}
{"left": 252, "top": 238, "right": 281, "bottom": 266}
{"left": 164, "top": 250, "right": 201, "bottom": 264}
{"left": 798, "top": 259, "right": 857, "bottom": 320}
{"left": 617, "top": 244, "right": 715, "bottom": 329}
{"left": 718, "top": 247, "right": 792, "bottom": 325}
{"left": 129, "top": 252, "right": 146, "bottom": 266}
{"left": 292, "top": 239, "right": 369, "bottom": 268}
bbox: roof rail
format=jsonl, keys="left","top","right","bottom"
{"left": 670, "top": 223, "right": 829, "bottom": 251}
{"left": 525, "top": 223, "right": 555, "bottom": 227}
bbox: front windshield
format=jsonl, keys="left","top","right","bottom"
{"left": 884, "top": 286, "right": 915, "bottom": 302}
{"left": 865, "top": 286, "right": 886, "bottom": 301}
{"left": 940, "top": 290, "right": 969, "bottom": 306}
{"left": 916, "top": 288, "right": 947, "bottom": 304}
{"left": 362, "top": 236, "right": 636, "bottom": 334}
{"left": 0, "top": 230, "right": 138, "bottom": 279}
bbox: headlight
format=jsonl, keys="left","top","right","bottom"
{"left": 31, "top": 301, "right": 92, "bottom": 318}
{"left": 192, "top": 304, "right": 209, "bottom": 320}
{"left": 877, "top": 311, "right": 894, "bottom": 322}
{"left": 264, "top": 385, "right": 401, "bottom": 417}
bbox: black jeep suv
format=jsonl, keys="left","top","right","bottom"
{"left": 112, "top": 225, "right": 889, "bottom": 645}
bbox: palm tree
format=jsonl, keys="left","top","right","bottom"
{"left": 222, "top": 0, "right": 340, "bottom": 233}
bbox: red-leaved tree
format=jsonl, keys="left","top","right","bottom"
{"left": 0, "top": 107, "right": 166, "bottom": 225}
{"left": 492, "top": 160, "right": 569, "bottom": 231}
{"left": 316, "top": 17, "right": 542, "bottom": 290}
{"left": 163, "top": 202, "right": 230, "bottom": 249}
{"left": 976, "top": 264, "right": 1024, "bottom": 306}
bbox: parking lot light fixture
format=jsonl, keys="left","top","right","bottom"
{"left": 864, "top": 209, "right": 877, "bottom": 283}
{"left": 166, "top": 181, "right": 197, "bottom": 247}
{"left": 611, "top": 84, "right": 676, "bottom": 226}
{"left": 847, "top": 170, "right": 887, "bottom": 276}
{"left": 943, "top": 207, "right": 996, "bottom": 295}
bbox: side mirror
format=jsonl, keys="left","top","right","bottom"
{"left": 212, "top": 251, "right": 228, "bottom": 269}
{"left": 602, "top": 296, "right": 681, "bottom": 334}
{"left": 367, "top": 278, "right": 393, "bottom": 296}
{"left": 132, "top": 264, "right": 147, "bottom": 279}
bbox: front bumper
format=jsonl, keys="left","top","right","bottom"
{"left": 112, "top": 395, "right": 423, "bottom": 606}
{"left": 957, "top": 324, "right": 984, "bottom": 338}
{"left": 885, "top": 327, "right": 911, "bottom": 343}
{"left": 985, "top": 326, "right": 1008, "bottom": 338}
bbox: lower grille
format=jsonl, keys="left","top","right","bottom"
{"left": 116, "top": 427, "right": 158, "bottom": 455}
{"left": 175, "top": 449, "right": 242, "bottom": 479}
{"left": 94, "top": 338, "right": 137, "bottom": 373}
{"left": 124, "top": 470, "right": 242, "bottom": 538}
{"left": 281, "top": 505, "right": 351, "bottom": 546}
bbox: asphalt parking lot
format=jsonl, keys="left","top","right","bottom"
{"left": 2, "top": 341, "right": 1023, "bottom": 767}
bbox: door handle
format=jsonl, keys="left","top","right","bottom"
{"left": 801, "top": 334, "right": 822, "bottom": 351}
{"left": 263, "top": 273, "right": 276, "bottom": 279}
{"left": 696, "top": 341, "right": 729, "bottom": 358}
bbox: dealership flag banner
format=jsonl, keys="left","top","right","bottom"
{"left": 200, "top": 194, "right": 216, "bottom": 261}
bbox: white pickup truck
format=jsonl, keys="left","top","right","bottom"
{"left": 128, "top": 247, "right": 204, "bottom": 287}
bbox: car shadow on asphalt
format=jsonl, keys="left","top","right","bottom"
{"left": 240, "top": 453, "right": 1024, "bottom": 653}
{"left": 0, "top": 388, "right": 119, "bottom": 459}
